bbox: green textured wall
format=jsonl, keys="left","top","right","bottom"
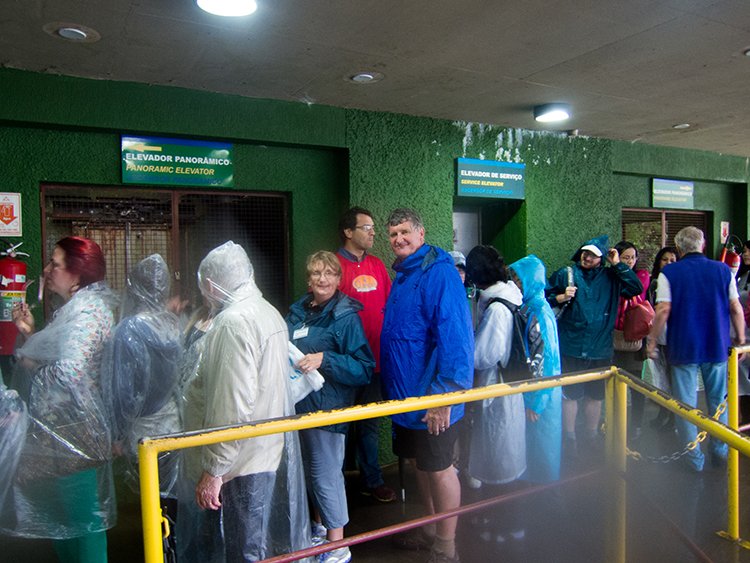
{"left": 345, "top": 110, "right": 464, "bottom": 261}
{"left": 2, "top": 67, "right": 749, "bottom": 298}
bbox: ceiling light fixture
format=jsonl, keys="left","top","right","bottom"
{"left": 743, "top": 47, "right": 750, "bottom": 57}
{"left": 348, "top": 71, "right": 384, "bottom": 84}
{"left": 58, "top": 27, "right": 88, "bottom": 41}
{"left": 672, "top": 123, "right": 691, "bottom": 129}
{"left": 43, "top": 22, "right": 101, "bottom": 43}
{"left": 197, "top": 0, "right": 257, "bottom": 17}
{"left": 533, "top": 103, "right": 571, "bottom": 123}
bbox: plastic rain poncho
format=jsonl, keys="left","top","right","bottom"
{"left": 0, "top": 385, "right": 28, "bottom": 510}
{"left": 1, "top": 281, "right": 117, "bottom": 539}
{"left": 510, "top": 255, "right": 562, "bottom": 483}
{"left": 176, "top": 316, "right": 225, "bottom": 563}
{"left": 102, "top": 254, "right": 182, "bottom": 496}
{"left": 179, "top": 241, "right": 310, "bottom": 561}
{"left": 468, "top": 279, "right": 526, "bottom": 485}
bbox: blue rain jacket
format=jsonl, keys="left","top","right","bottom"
{"left": 381, "top": 245, "right": 474, "bottom": 429}
{"left": 510, "top": 254, "right": 562, "bottom": 482}
{"left": 287, "top": 290, "right": 374, "bottom": 434}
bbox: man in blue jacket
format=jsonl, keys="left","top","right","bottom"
{"left": 547, "top": 235, "right": 642, "bottom": 458}
{"left": 647, "top": 226, "right": 745, "bottom": 471}
{"left": 381, "top": 208, "right": 474, "bottom": 563}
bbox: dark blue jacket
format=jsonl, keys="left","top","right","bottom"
{"left": 286, "top": 290, "right": 374, "bottom": 433}
{"left": 381, "top": 245, "right": 474, "bottom": 429}
{"left": 546, "top": 236, "right": 643, "bottom": 360}
{"left": 662, "top": 253, "right": 733, "bottom": 364}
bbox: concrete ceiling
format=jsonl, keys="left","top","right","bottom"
{"left": 3, "top": 0, "right": 750, "bottom": 156}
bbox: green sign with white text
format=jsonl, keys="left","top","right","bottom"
{"left": 122, "top": 136, "right": 234, "bottom": 187}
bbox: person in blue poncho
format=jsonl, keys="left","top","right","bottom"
{"left": 509, "top": 255, "right": 562, "bottom": 483}
{"left": 546, "top": 235, "right": 642, "bottom": 459}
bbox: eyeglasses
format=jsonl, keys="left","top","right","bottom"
{"left": 355, "top": 224, "right": 375, "bottom": 232}
{"left": 310, "top": 270, "right": 340, "bottom": 280}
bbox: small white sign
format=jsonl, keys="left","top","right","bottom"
{"left": 0, "top": 193, "right": 21, "bottom": 237}
{"left": 721, "top": 221, "right": 730, "bottom": 244}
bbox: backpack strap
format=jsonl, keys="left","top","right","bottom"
{"left": 487, "top": 296, "right": 518, "bottom": 313}
{"left": 486, "top": 297, "right": 531, "bottom": 363}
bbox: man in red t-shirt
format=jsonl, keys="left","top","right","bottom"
{"left": 336, "top": 206, "right": 395, "bottom": 503}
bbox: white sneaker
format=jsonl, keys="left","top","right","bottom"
{"left": 466, "top": 476, "right": 482, "bottom": 489}
{"left": 311, "top": 521, "right": 327, "bottom": 544}
{"left": 318, "top": 546, "right": 351, "bottom": 563}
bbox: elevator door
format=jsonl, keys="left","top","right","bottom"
{"left": 41, "top": 184, "right": 290, "bottom": 312}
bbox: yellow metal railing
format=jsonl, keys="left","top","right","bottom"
{"left": 138, "top": 359, "right": 750, "bottom": 562}
{"left": 138, "top": 370, "right": 607, "bottom": 562}
{"left": 613, "top": 343, "right": 750, "bottom": 550}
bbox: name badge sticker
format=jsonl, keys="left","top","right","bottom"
{"left": 293, "top": 326, "right": 309, "bottom": 340}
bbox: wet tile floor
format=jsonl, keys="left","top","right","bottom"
{"left": 5, "top": 402, "right": 750, "bottom": 563}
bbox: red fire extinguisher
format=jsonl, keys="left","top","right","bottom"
{"left": 0, "top": 242, "right": 28, "bottom": 355}
{"left": 719, "top": 235, "right": 743, "bottom": 276}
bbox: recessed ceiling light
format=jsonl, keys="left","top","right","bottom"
{"left": 743, "top": 47, "right": 750, "bottom": 57}
{"left": 672, "top": 123, "right": 691, "bottom": 129}
{"left": 348, "top": 71, "right": 384, "bottom": 84}
{"left": 58, "top": 27, "right": 88, "bottom": 41}
{"left": 197, "top": 0, "right": 257, "bottom": 17}
{"left": 43, "top": 22, "right": 101, "bottom": 43}
{"left": 533, "top": 103, "right": 571, "bottom": 123}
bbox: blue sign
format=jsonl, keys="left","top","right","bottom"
{"left": 456, "top": 158, "right": 525, "bottom": 199}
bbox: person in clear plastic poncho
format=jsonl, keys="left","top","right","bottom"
{"left": 102, "top": 254, "right": 182, "bottom": 497}
{"left": 0, "top": 385, "right": 28, "bottom": 513}
{"left": 184, "top": 241, "right": 309, "bottom": 562}
{"left": 1, "top": 236, "right": 117, "bottom": 563}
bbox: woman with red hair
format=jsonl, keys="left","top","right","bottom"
{"left": 3, "top": 236, "right": 117, "bottom": 563}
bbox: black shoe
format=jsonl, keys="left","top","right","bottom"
{"left": 562, "top": 436, "right": 578, "bottom": 463}
{"left": 361, "top": 484, "right": 396, "bottom": 503}
{"left": 392, "top": 529, "right": 434, "bottom": 551}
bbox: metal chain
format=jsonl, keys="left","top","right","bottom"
{"left": 625, "top": 396, "right": 728, "bottom": 464}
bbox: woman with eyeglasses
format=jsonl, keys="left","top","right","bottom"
{"left": 286, "top": 250, "right": 374, "bottom": 563}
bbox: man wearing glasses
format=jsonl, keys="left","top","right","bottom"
{"left": 336, "top": 206, "right": 396, "bottom": 503}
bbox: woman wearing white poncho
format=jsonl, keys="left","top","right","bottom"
{"left": 1, "top": 237, "right": 117, "bottom": 563}
{"left": 465, "top": 245, "right": 526, "bottom": 486}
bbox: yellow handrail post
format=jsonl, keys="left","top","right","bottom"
{"left": 605, "top": 370, "right": 615, "bottom": 461}
{"left": 721, "top": 347, "right": 740, "bottom": 541}
{"left": 139, "top": 440, "right": 165, "bottom": 563}
{"left": 604, "top": 369, "right": 626, "bottom": 563}
{"left": 614, "top": 369, "right": 628, "bottom": 473}
{"left": 615, "top": 370, "right": 628, "bottom": 563}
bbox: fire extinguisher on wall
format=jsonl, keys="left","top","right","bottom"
{"left": 719, "top": 235, "right": 743, "bottom": 277}
{"left": 0, "top": 242, "right": 29, "bottom": 356}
